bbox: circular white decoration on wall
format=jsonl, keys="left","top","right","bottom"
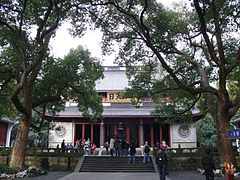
{"left": 178, "top": 125, "right": 191, "bottom": 138}
{"left": 55, "top": 125, "right": 67, "bottom": 138}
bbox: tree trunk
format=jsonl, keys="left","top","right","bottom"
{"left": 9, "top": 115, "right": 31, "bottom": 170}
{"left": 215, "top": 110, "right": 234, "bottom": 164}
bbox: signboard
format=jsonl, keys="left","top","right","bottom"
{"left": 227, "top": 129, "right": 240, "bottom": 139}
{"left": 108, "top": 93, "right": 132, "bottom": 102}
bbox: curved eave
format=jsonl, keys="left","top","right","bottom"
{"left": 43, "top": 113, "right": 204, "bottom": 123}
{"left": 231, "top": 114, "right": 240, "bottom": 125}
{"left": 0, "top": 117, "right": 14, "bottom": 124}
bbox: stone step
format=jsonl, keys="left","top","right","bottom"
{"left": 79, "top": 156, "right": 155, "bottom": 172}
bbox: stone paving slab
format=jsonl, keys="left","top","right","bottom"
{"left": 168, "top": 171, "right": 225, "bottom": 180}
{"left": 59, "top": 172, "right": 165, "bottom": 180}
{"left": 12, "top": 171, "right": 232, "bottom": 180}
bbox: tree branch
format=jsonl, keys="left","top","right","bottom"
{"left": 193, "top": 0, "right": 220, "bottom": 66}
{"left": 172, "top": 94, "right": 202, "bottom": 116}
{"left": 10, "top": 72, "right": 29, "bottom": 116}
{"left": 32, "top": 95, "right": 61, "bottom": 108}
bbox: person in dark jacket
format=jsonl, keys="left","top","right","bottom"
{"left": 202, "top": 149, "right": 216, "bottom": 180}
{"left": 155, "top": 148, "right": 167, "bottom": 180}
{"left": 61, "top": 139, "right": 65, "bottom": 153}
{"left": 128, "top": 142, "right": 136, "bottom": 164}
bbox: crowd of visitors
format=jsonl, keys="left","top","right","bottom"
{"left": 105, "top": 137, "right": 131, "bottom": 157}
{"left": 58, "top": 137, "right": 221, "bottom": 180}
{"left": 59, "top": 138, "right": 97, "bottom": 155}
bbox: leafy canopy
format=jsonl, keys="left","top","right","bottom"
{"left": 88, "top": 0, "right": 240, "bottom": 121}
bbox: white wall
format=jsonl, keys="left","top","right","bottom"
{"left": 48, "top": 122, "right": 75, "bottom": 148}
{"left": 170, "top": 123, "right": 197, "bottom": 148}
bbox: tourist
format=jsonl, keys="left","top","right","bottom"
{"left": 114, "top": 137, "right": 120, "bottom": 157}
{"left": 121, "top": 139, "right": 126, "bottom": 156}
{"left": 61, "top": 139, "right": 66, "bottom": 153}
{"left": 155, "top": 148, "right": 168, "bottom": 180}
{"left": 86, "top": 138, "right": 90, "bottom": 146}
{"left": 128, "top": 142, "right": 136, "bottom": 164}
{"left": 84, "top": 143, "right": 90, "bottom": 155}
{"left": 68, "top": 143, "right": 74, "bottom": 152}
{"left": 74, "top": 142, "right": 80, "bottom": 153}
{"left": 160, "top": 140, "right": 169, "bottom": 149}
{"left": 155, "top": 141, "right": 160, "bottom": 150}
{"left": 91, "top": 143, "right": 97, "bottom": 155}
{"left": 125, "top": 141, "right": 130, "bottom": 156}
{"left": 110, "top": 138, "right": 115, "bottom": 157}
{"left": 143, "top": 141, "right": 151, "bottom": 164}
{"left": 55, "top": 144, "right": 60, "bottom": 153}
{"left": 202, "top": 149, "right": 216, "bottom": 180}
{"left": 104, "top": 141, "right": 109, "bottom": 152}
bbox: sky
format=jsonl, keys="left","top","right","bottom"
{"left": 50, "top": 0, "right": 182, "bottom": 66}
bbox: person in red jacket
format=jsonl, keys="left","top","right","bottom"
{"left": 91, "top": 143, "right": 97, "bottom": 155}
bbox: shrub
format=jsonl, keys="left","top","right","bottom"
{"left": 0, "top": 165, "right": 18, "bottom": 174}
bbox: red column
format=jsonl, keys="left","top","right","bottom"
{"left": 160, "top": 124, "right": 163, "bottom": 144}
{"left": 126, "top": 126, "right": 130, "bottom": 143}
{"left": 100, "top": 121, "right": 105, "bottom": 147}
{"left": 150, "top": 124, "right": 154, "bottom": 147}
{"left": 114, "top": 123, "right": 117, "bottom": 138}
{"left": 82, "top": 124, "right": 85, "bottom": 144}
{"left": 139, "top": 120, "right": 144, "bottom": 147}
{"left": 91, "top": 124, "right": 94, "bottom": 144}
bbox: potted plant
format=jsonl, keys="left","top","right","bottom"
{"left": 223, "top": 162, "right": 236, "bottom": 180}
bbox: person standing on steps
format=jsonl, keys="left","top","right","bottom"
{"left": 104, "top": 141, "right": 109, "bottom": 152}
{"left": 128, "top": 142, "right": 136, "bottom": 164}
{"left": 114, "top": 137, "right": 120, "bottom": 157}
{"left": 155, "top": 148, "right": 168, "bottom": 180}
{"left": 143, "top": 141, "right": 151, "bottom": 164}
{"left": 109, "top": 137, "right": 115, "bottom": 157}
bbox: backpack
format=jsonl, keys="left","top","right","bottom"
{"left": 144, "top": 146, "right": 150, "bottom": 153}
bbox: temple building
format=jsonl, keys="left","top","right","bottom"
{"left": 48, "top": 66, "right": 202, "bottom": 148}
{"left": 0, "top": 117, "right": 14, "bottom": 147}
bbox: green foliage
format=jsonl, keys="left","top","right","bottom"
{"left": 195, "top": 114, "right": 217, "bottom": 147}
{"left": 60, "top": 46, "right": 104, "bottom": 119}
{"left": 10, "top": 112, "right": 51, "bottom": 147}
{"left": 88, "top": 0, "right": 240, "bottom": 123}
{"left": 0, "top": 0, "right": 104, "bottom": 121}
{"left": 0, "top": 165, "right": 18, "bottom": 174}
{"left": 10, "top": 45, "right": 104, "bottom": 145}
{"left": 0, "top": 1, "right": 103, "bottom": 169}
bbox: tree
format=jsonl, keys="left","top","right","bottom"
{"left": 0, "top": 1, "right": 103, "bottom": 170}
{"left": 195, "top": 114, "right": 217, "bottom": 147}
{"left": 10, "top": 112, "right": 50, "bottom": 148}
{"left": 88, "top": 0, "right": 240, "bottom": 163}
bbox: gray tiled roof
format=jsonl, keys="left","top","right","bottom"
{"left": 57, "top": 102, "right": 155, "bottom": 117}
{"left": 96, "top": 67, "right": 129, "bottom": 91}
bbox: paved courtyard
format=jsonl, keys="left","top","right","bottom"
{"left": 13, "top": 171, "right": 228, "bottom": 180}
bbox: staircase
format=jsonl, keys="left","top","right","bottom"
{"left": 79, "top": 156, "right": 155, "bottom": 172}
